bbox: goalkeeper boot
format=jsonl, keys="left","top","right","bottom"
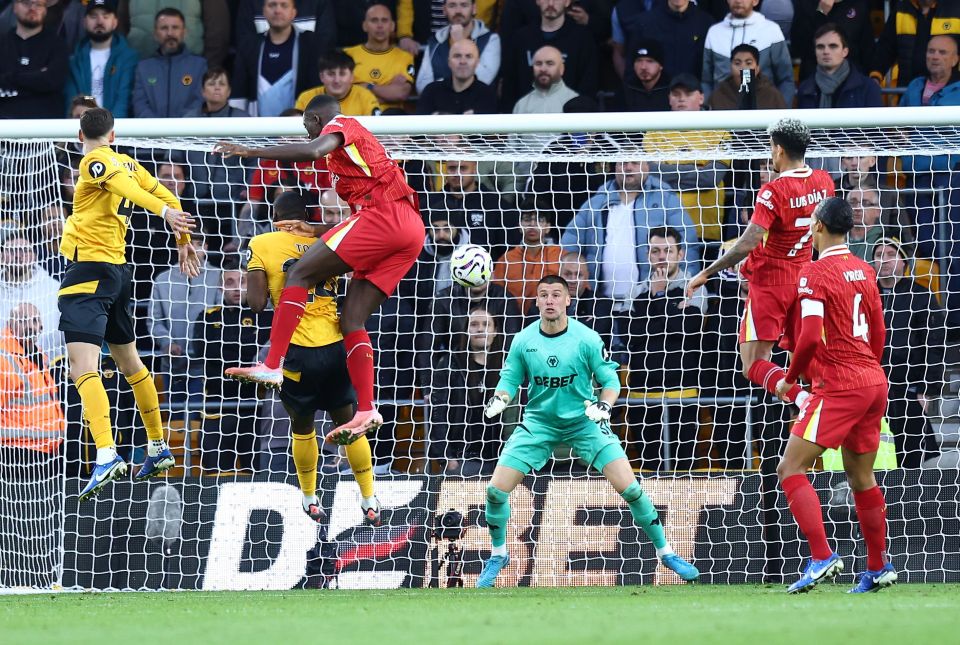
{"left": 787, "top": 553, "right": 844, "bottom": 594}
{"left": 302, "top": 497, "right": 327, "bottom": 523}
{"left": 661, "top": 553, "right": 700, "bottom": 582}
{"left": 362, "top": 496, "right": 381, "bottom": 526}
{"left": 476, "top": 553, "right": 510, "bottom": 589}
{"left": 325, "top": 408, "right": 384, "bottom": 445}
{"left": 848, "top": 563, "right": 897, "bottom": 594}
{"left": 135, "top": 447, "right": 175, "bottom": 481}
{"left": 225, "top": 362, "right": 283, "bottom": 389}
{"left": 79, "top": 455, "right": 128, "bottom": 502}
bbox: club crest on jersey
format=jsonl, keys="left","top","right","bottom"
{"left": 547, "top": 356, "right": 559, "bottom": 368}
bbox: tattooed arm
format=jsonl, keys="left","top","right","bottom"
{"left": 686, "top": 221, "right": 767, "bottom": 297}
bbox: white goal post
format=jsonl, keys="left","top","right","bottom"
{"left": 0, "top": 107, "right": 958, "bottom": 592}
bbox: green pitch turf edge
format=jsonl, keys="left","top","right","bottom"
{"left": 3, "top": 584, "right": 958, "bottom": 645}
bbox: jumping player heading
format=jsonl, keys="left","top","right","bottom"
{"left": 214, "top": 95, "right": 425, "bottom": 443}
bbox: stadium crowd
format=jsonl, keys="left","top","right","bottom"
{"left": 1, "top": 0, "right": 957, "bottom": 476}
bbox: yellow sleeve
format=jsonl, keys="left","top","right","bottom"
{"left": 295, "top": 87, "right": 320, "bottom": 111}
{"left": 396, "top": 0, "right": 413, "bottom": 39}
{"left": 102, "top": 170, "right": 170, "bottom": 216}
{"left": 245, "top": 236, "right": 266, "bottom": 272}
{"left": 135, "top": 162, "right": 182, "bottom": 211}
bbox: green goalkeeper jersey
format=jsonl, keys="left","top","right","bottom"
{"left": 496, "top": 318, "right": 620, "bottom": 429}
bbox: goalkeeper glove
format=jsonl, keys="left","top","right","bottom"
{"left": 584, "top": 400, "right": 612, "bottom": 423}
{"left": 484, "top": 393, "right": 509, "bottom": 418}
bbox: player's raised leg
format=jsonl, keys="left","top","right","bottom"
{"left": 476, "top": 464, "right": 525, "bottom": 588}
{"left": 602, "top": 455, "right": 700, "bottom": 581}
{"left": 742, "top": 340, "right": 809, "bottom": 408}
{"left": 777, "top": 434, "right": 842, "bottom": 593}
{"left": 843, "top": 446, "right": 897, "bottom": 593}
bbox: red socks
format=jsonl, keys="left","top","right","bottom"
{"left": 344, "top": 328, "right": 375, "bottom": 412}
{"left": 782, "top": 474, "right": 832, "bottom": 560}
{"left": 854, "top": 486, "right": 888, "bottom": 571}
{"left": 264, "top": 286, "right": 308, "bottom": 369}
{"left": 747, "top": 359, "right": 802, "bottom": 402}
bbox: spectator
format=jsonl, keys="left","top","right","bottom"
{"left": 295, "top": 49, "right": 382, "bottom": 115}
{"left": 396, "top": 0, "right": 505, "bottom": 55}
{"left": 500, "top": 0, "right": 609, "bottom": 51}
{"left": 0, "top": 0, "right": 85, "bottom": 53}
{"left": 68, "top": 94, "right": 99, "bottom": 119}
{"left": 620, "top": 226, "right": 705, "bottom": 471}
{"left": 63, "top": 0, "right": 137, "bottom": 118}
{"left": 0, "top": 302, "right": 64, "bottom": 453}
{"left": 792, "top": 0, "right": 873, "bottom": 79}
{"left": 837, "top": 155, "right": 879, "bottom": 193}
{"left": 428, "top": 306, "right": 513, "bottom": 475}
{"left": 614, "top": 0, "right": 713, "bottom": 81}
{"left": 622, "top": 39, "right": 671, "bottom": 112}
{"left": 900, "top": 34, "right": 960, "bottom": 107}
{"left": 416, "top": 38, "right": 498, "bottom": 114}
{"left": 119, "top": 0, "right": 230, "bottom": 68}
{"left": 190, "top": 265, "right": 271, "bottom": 471}
{"left": 512, "top": 45, "right": 579, "bottom": 114}
{"left": 644, "top": 75, "right": 731, "bottom": 243}
{"left": 492, "top": 209, "right": 564, "bottom": 316}
{"left": 707, "top": 43, "right": 787, "bottom": 110}
{"left": 345, "top": 3, "right": 415, "bottom": 110}
{"left": 797, "top": 24, "right": 882, "bottom": 109}
{"left": 527, "top": 252, "right": 615, "bottom": 348}
{"left": 231, "top": 0, "right": 321, "bottom": 116}
{"left": 235, "top": 0, "right": 336, "bottom": 53}
{"left": 0, "top": 0, "right": 69, "bottom": 118}
{"left": 319, "top": 188, "right": 349, "bottom": 225}
{"left": 0, "top": 234, "right": 60, "bottom": 358}
{"left": 414, "top": 0, "right": 500, "bottom": 94}
{"left": 845, "top": 183, "right": 885, "bottom": 261}
{"left": 400, "top": 211, "right": 473, "bottom": 315}
{"left": 500, "top": 0, "right": 598, "bottom": 111}
{"left": 34, "top": 204, "right": 68, "bottom": 281}
{"left": 147, "top": 233, "right": 222, "bottom": 376}
{"left": 183, "top": 67, "right": 250, "bottom": 117}
{"left": 872, "top": 236, "right": 944, "bottom": 467}
{"left": 702, "top": 0, "right": 795, "bottom": 105}
{"left": 561, "top": 160, "right": 699, "bottom": 305}
{"left": 131, "top": 8, "right": 205, "bottom": 117}
{"left": 425, "top": 158, "right": 517, "bottom": 259}
{"left": 333, "top": 0, "right": 394, "bottom": 48}
{"left": 869, "top": 0, "right": 959, "bottom": 89}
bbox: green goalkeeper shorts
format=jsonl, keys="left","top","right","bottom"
{"left": 498, "top": 417, "right": 627, "bottom": 475}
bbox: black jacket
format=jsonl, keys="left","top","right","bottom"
{"left": 190, "top": 303, "right": 272, "bottom": 402}
{"left": 0, "top": 27, "right": 69, "bottom": 118}
{"left": 416, "top": 77, "right": 499, "bottom": 115}
{"left": 623, "top": 72, "right": 671, "bottom": 112}
{"left": 235, "top": 0, "right": 336, "bottom": 53}
{"left": 231, "top": 29, "right": 322, "bottom": 106}
{"left": 870, "top": 0, "right": 960, "bottom": 87}
{"left": 625, "top": 2, "right": 714, "bottom": 79}
{"left": 792, "top": 0, "right": 874, "bottom": 78}
{"left": 428, "top": 351, "right": 502, "bottom": 463}
{"left": 879, "top": 277, "right": 946, "bottom": 396}
{"left": 424, "top": 187, "right": 520, "bottom": 260}
{"left": 797, "top": 66, "right": 883, "bottom": 109}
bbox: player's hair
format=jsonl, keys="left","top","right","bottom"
{"left": 731, "top": 43, "right": 760, "bottom": 62}
{"left": 814, "top": 23, "right": 849, "bottom": 48}
{"left": 280, "top": 107, "right": 304, "bottom": 116}
{"left": 69, "top": 95, "right": 99, "bottom": 113}
{"left": 80, "top": 108, "right": 114, "bottom": 140}
{"left": 318, "top": 50, "right": 356, "bottom": 73}
{"left": 274, "top": 191, "right": 309, "bottom": 221}
{"left": 202, "top": 66, "right": 230, "bottom": 86}
{"left": 815, "top": 196, "right": 855, "bottom": 235}
{"left": 768, "top": 118, "right": 811, "bottom": 161}
{"left": 648, "top": 226, "right": 683, "bottom": 246}
{"left": 155, "top": 7, "right": 185, "bottom": 23}
{"left": 537, "top": 274, "right": 570, "bottom": 290}
{"left": 304, "top": 94, "right": 340, "bottom": 114}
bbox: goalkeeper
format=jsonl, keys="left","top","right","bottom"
{"left": 477, "top": 275, "right": 699, "bottom": 587}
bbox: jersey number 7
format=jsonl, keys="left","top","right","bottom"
{"left": 787, "top": 216, "right": 813, "bottom": 257}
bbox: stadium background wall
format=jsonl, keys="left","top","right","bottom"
{"left": 61, "top": 471, "right": 960, "bottom": 591}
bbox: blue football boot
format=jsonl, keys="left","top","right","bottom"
{"left": 79, "top": 455, "right": 128, "bottom": 501}
{"left": 661, "top": 553, "right": 700, "bottom": 581}
{"left": 475, "top": 554, "right": 511, "bottom": 588}
{"left": 134, "top": 448, "right": 175, "bottom": 481}
{"left": 849, "top": 563, "right": 898, "bottom": 593}
{"left": 787, "top": 553, "right": 844, "bottom": 593}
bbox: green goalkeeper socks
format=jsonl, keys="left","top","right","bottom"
{"left": 485, "top": 485, "right": 511, "bottom": 548}
{"left": 622, "top": 481, "right": 667, "bottom": 550}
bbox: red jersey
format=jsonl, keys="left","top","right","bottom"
{"left": 741, "top": 166, "right": 835, "bottom": 286}
{"left": 321, "top": 116, "right": 414, "bottom": 209}
{"left": 793, "top": 246, "right": 888, "bottom": 393}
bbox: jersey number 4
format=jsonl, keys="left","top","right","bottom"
{"left": 852, "top": 293, "right": 869, "bottom": 341}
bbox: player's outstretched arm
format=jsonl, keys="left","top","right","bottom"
{"left": 686, "top": 221, "right": 767, "bottom": 297}
{"left": 214, "top": 133, "right": 345, "bottom": 162}
{"left": 177, "top": 240, "right": 201, "bottom": 279}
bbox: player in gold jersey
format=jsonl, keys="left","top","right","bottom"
{"left": 62, "top": 108, "right": 201, "bottom": 501}
{"left": 245, "top": 192, "right": 381, "bottom": 525}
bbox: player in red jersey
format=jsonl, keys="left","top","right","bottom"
{"left": 772, "top": 196, "right": 895, "bottom": 594}
{"left": 213, "top": 95, "right": 425, "bottom": 441}
{"left": 687, "top": 118, "right": 834, "bottom": 406}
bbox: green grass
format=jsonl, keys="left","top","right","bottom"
{"left": 3, "top": 585, "right": 959, "bottom": 645}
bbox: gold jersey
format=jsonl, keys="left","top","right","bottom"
{"left": 343, "top": 45, "right": 415, "bottom": 110}
{"left": 245, "top": 231, "right": 342, "bottom": 348}
{"left": 295, "top": 85, "right": 382, "bottom": 116}
{"left": 60, "top": 146, "right": 182, "bottom": 264}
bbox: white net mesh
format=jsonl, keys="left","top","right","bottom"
{"left": 1, "top": 115, "right": 959, "bottom": 591}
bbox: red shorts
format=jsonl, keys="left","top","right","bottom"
{"left": 791, "top": 384, "right": 888, "bottom": 453}
{"left": 738, "top": 282, "right": 800, "bottom": 350}
{"left": 322, "top": 197, "right": 425, "bottom": 295}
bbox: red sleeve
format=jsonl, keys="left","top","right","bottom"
{"left": 786, "top": 307, "right": 823, "bottom": 384}
{"left": 869, "top": 291, "right": 886, "bottom": 362}
{"left": 751, "top": 183, "right": 778, "bottom": 229}
{"left": 321, "top": 116, "right": 358, "bottom": 146}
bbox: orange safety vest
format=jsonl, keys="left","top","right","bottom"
{"left": 492, "top": 245, "right": 565, "bottom": 316}
{"left": 0, "top": 328, "right": 65, "bottom": 453}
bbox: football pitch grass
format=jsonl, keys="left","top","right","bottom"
{"left": 4, "top": 584, "right": 959, "bottom": 645}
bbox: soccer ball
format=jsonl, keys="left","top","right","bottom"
{"left": 450, "top": 244, "right": 493, "bottom": 288}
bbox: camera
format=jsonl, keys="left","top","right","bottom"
{"left": 433, "top": 509, "right": 465, "bottom": 541}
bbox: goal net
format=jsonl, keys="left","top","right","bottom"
{"left": 0, "top": 108, "right": 958, "bottom": 591}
